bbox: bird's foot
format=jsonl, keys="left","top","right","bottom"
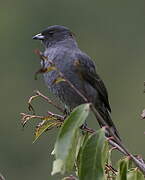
{"left": 80, "top": 122, "right": 95, "bottom": 133}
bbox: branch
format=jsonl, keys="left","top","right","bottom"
{"left": 35, "top": 90, "right": 65, "bottom": 113}
{"left": 28, "top": 90, "right": 65, "bottom": 114}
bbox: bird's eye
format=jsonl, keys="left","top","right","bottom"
{"left": 48, "top": 31, "right": 54, "bottom": 36}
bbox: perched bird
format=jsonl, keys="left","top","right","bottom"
{"left": 32, "top": 25, "right": 120, "bottom": 139}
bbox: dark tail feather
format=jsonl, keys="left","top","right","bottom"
{"left": 97, "top": 107, "right": 121, "bottom": 141}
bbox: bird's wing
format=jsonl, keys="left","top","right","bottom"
{"left": 74, "top": 53, "right": 111, "bottom": 112}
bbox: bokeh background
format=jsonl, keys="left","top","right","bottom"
{"left": 1, "top": 0, "right": 145, "bottom": 179}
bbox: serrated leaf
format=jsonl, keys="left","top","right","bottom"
{"left": 52, "top": 103, "right": 90, "bottom": 175}
{"left": 33, "top": 121, "right": 59, "bottom": 143}
{"left": 79, "top": 128, "right": 109, "bottom": 180}
{"left": 127, "top": 168, "right": 145, "bottom": 180}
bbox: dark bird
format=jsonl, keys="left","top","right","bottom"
{"left": 32, "top": 25, "right": 120, "bottom": 139}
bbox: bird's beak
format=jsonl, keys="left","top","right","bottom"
{"left": 32, "top": 33, "right": 45, "bottom": 40}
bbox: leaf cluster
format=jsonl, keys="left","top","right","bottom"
{"left": 21, "top": 103, "right": 145, "bottom": 180}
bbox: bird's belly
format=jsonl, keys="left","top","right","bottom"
{"left": 43, "top": 70, "right": 97, "bottom": 110}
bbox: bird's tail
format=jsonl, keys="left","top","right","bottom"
{"left": 97, "top": 107, "right": 121, "bottom": 141}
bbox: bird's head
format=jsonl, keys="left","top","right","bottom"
{"left": 32, "top": 25, "right": 75, "bottom": 48}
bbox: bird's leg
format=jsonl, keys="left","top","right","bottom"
{"left": 63, "top": 105, "right": 71, "bottom": 119}
{"left": 80, "top": 121, "right": 95, "bottom": 133}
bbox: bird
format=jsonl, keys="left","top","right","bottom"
{"left": 32, "top": 25, "right": 120, "bottom": 140}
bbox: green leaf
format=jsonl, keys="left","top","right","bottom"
{"left": 127, "top": 168, "right": 145, "bottom": 180}
{"left": 76, "top": 133, "right": 90, "bottom": 175}
{"left": 51, "top": 159, "right": 64, "bottom": 175}
{"left": 51, "top": 103, "right": 90, "bottom": 175}
{"left": 76, "top": 132, "right": 89, "bottom": 161}
{"left": 116, "top": 158, "right": 128, "bottom": 180}
{"left": 79, "top": 128, "right": 109, "bottom": 180}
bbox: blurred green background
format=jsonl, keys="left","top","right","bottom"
{"left": 1, "top": 0, "right": 145, "bottom": 179}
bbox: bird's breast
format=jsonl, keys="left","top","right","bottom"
{"left": 42, "top": 48, "right": 97, "bottom": 108}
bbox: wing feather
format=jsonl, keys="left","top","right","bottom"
{"left": 75, "top": 53, "right": 111, "bottom": 112}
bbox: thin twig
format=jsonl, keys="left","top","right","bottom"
{"left": 47, "top": 111, "right": 65, "bottom": 121}
{"left": 35, "top": 90, "right": 65, "bottom": 113}
{"left": 28, "top": 94, "right": 39, "bottom": 113}
{"left": 20, "top": 111, "right": 64, "bottom": 128}
{"left": 105, "top": 164, "right": 117, "bottom": 175}
{"left": 21, "top": 113, "right": 46, "bottom": 127}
